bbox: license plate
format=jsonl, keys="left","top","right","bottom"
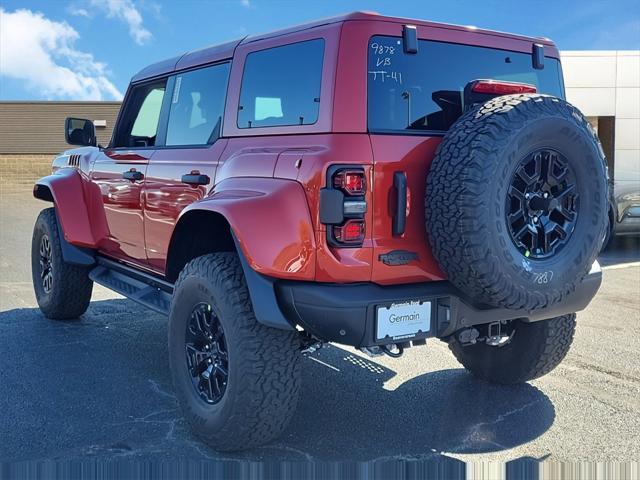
{"left": 376, "top": 300, "right": 431, "bottom": 341}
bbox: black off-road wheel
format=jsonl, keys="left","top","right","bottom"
{"left": 449, "top": 314, "right": 576, "bottom": 384}
{"left": 168, "top": 252, "right": 302, "bottom": 451}
{"left": 31, "top": 208, "right": 93, "bottom": 319}
{"left": 426, "top": 94, "right": 608, "bottom": 311}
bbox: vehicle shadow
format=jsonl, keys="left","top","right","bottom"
{"left": 598, "top": 235, "right": 640, "bottom": 267}
{"left": 0, "top": 298, "right": 554, "bottom": 465}
{"left": 261, "top": 344, "right": 555, "bottom": 462}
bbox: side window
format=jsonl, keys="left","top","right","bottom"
{"left": 166, "top": 63, "right": 230, "bottom": 146}
{"left": 238, "top": 39, "right": 324, "bottom": 128}
{"left": 113, "top": 80, "right": 166, "bottom": 148}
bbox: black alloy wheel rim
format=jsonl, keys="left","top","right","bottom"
{"left": 185, "top": 303, "right": 229, "bottom": 404}
{"left": 39, "top": 234, "right": 53, "bottom": 293}
{"left": 506, "top": 149, "right": 579, "bottom": 260}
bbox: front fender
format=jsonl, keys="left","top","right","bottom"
{"left": 181, "top": 177, "right": 316, "bottom": 281}
{"left": 33, "top": 168, "right": 97, "bottom": 248}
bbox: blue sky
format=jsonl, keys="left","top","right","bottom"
{"left": 1, "top": 0, "right": 639, "bottom": 100}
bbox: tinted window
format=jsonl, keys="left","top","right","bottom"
{"left": 368, "top": 36, "right": 564, "bottom": 133}
{"left": 238, "top": 39, "right": 324, "bottom": 128}
{"left": 131, "top": 88, "right": 164, "bottom": 137}
{"left": 113, "top": 80, "right": 166, "bottom": 147}
{"left": 166, "top": 63, "right": 230, "bottom": 146}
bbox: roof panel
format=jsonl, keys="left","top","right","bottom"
{"left": 131, "top": 55, "right": 183, "bottom": 83}
{"left": 131, "top": 11, "right": 557, "bottom": 83}
{"left": 175, "top": 39, "right": 243, "bottom": 70}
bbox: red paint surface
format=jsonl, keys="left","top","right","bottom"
{"left": 36, "top": 168, "right": 96, "bottom": 248}
{"left": 181, "top": 177, "right": 316, "bottom": 280}
{"left": 37, "top": 13, "right": 561, "bottom": 284}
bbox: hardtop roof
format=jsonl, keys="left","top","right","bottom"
{"left": 131, "top": 11, "right": 556, "bottom": 83}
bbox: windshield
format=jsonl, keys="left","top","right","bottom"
{"left": 367, "top": 35, "right": 564, "bottom": 134}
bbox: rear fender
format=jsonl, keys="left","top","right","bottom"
{"left": 33, "top": 168, "right": 97, "bottom": 248}
{"left": 179, "top": 177, "right": 316, "bottom": 281}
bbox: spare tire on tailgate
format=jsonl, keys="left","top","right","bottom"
{"left": 425, "top": 94, "right": 607, "bottom": 311}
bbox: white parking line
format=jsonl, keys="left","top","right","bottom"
{"left": 601, "top": 261, "right": 640, "bottom": 271}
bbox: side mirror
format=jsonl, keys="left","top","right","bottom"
{"left": 65, "top": 117, "right": 97, "bottom": 147}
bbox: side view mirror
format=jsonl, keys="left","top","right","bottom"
{"left": 65, "top": 117, "right": 97, "bottom": 147}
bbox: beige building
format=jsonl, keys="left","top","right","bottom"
{"left": 561, "top": 50, "right": 640, "bottom": 185}
{"left": 0, "top": 101, "right": 121, "bottom": 192}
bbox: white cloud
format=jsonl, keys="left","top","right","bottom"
{"left": 240, "top": 0, "right": 251, "bottom": 7}
{"left": 89, "top": 0, "right": 152, "bottom": 45}
{"left": 0, "top": 8, "right": 123, "bottom": 100}
{"left": 68, "top": 6, "right": 91, "bottom": 17}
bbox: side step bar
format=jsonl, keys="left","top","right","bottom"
{"left": 89, "top": 257, "right": 174, "bottom": 315}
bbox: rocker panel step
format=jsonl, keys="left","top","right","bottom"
{"left": 89, "top": 257, "right": 173, "bottom": 315}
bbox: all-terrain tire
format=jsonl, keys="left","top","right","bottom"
{"left": 426, "top": 94, "right": 608, "bottom": 311}
{"left": 449, "top": 314, "right": 576, "bottom": 384}
{"left": 168, "top": 252, "right": 302, "bottom": 451}
{"left": 31, "top": 207, "right": 93, "bottom": 319}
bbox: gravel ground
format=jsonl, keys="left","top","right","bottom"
{"left": 1, "top": 190, "right": 638, "bottom": 464}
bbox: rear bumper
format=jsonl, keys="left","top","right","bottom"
{"left": 275, "top": 262, "right": 603, "bottom": 348}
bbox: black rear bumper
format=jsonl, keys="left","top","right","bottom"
{"left": 275, "top": 263, "right": 603, "bottom": 348}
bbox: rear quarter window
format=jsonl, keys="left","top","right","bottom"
{"left": 238, "top": 39, "right": 324, "bottom": 128}
{"left": 368, "top": 36, "right": 564, "bottom": 134}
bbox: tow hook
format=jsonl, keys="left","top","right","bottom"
{"left": 300, "top": 340, "right": 323, "bottom": 355}
{"left": 457, "top": 322, "right": 513, "bottom": 347}
{"left": 485, "top": 321, "right": 512, "bottom": 347}
{"left": 381, "top": 343, "right": 404, "bottom": 358}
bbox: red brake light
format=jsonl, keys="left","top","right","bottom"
{"left": 333, "top": 220, "right": 365, "bottom": 244}
{"left": 333, "top": 170, "right": 366, "bottom": 195}
{"left": 471, "top": 80, "right": 537, "bottom": 95}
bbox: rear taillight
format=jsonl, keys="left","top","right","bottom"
{"left": 333, "top": 219, "right": 365, "bottom": 244}
{"left": 333, "top": 170, "right": 366, "bottom": 195}
{"left": 471, "top": 79, "right": 537, "bottom": 95}
{"left": 319, "top": 166, "right": 368, "bottom": 247}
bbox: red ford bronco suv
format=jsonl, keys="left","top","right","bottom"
{"left": 32, "top": 12, "right": 607, "bottom": 451}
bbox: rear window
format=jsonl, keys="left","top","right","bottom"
{"left": 238, "top": 39, "right": 324, "bottom": 128}
{"left": 368, "top": 36, "right": 564, "bottom": 134}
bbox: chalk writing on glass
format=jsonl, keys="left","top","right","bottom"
{"left": 375, "top": 57, "right": 392, "bottom": 67}
{"left": 368, "top": 70, "right": 403, "bottom": 84}
{"left": 370, "top": 42, "right": 396, "bottom": 56}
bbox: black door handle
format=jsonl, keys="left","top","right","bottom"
{"left": 181, "top": 173, "right": 210, "bottom": 186}
{"left": 393, "top": 171, "right": 407, "bottom": 236}
{"left": 123, "top": 169, "right": 144, "bottom": 181}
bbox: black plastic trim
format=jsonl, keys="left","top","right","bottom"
{"left": 532, "top": 43, "right": 545, "bottom": 70}
{"left": 232, "top": 236, "right": 295, "bottom": 330}
{"left": 402, "top": 25, "right": 418, "bottom": 54}
{"left": 276, "top": 266, "right": 603, "bottom": 348}
{"left": 55, "top": 216, "right": 95, "bottom": 267}
{"left": 95, "top": 256, "right": 173, "bottom": 292}
{"left": 181, "top": 173, "right": 211, "bottom": 186}
{"left": 393, "top": 172, "right": 407, "bottom": 236}
{"left": 89, "top": 256, "right": 173, "bottom": 315}
{"left": 33, "top": 184, "right": 54, "bottom": 202}
{"left": 122, "top": 170, "right": 144, "bottom": 181}
{"left": 319, "top": 188, "right": 345, "bottom": 224}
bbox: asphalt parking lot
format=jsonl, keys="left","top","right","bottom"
{"left": 1, "top": 189, "right": 639, "bottom": 464}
